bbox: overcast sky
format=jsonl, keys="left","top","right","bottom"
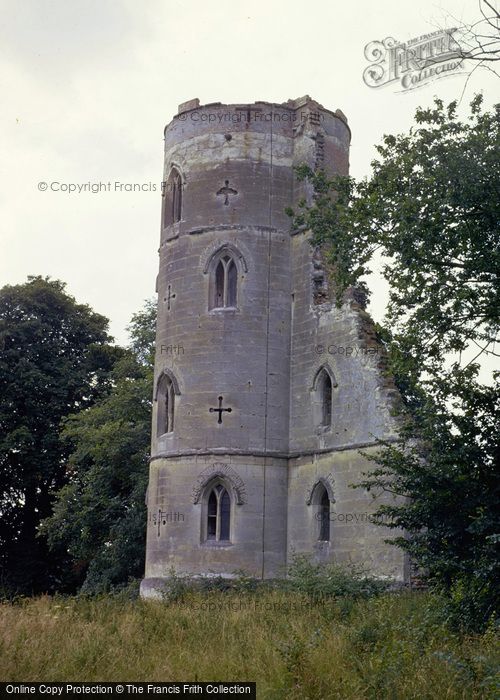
{"left": 1, "top": 0, "right": 497, "bottom": 348}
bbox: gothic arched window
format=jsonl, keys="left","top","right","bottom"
{"left": 157, "top": 373, "right": 175, "bottom": 435}
{"left": 204, "top": 244, "right": 247, "bottom": 312}
{"left": 206, "top": 483, "right": 231, "bottom": 541}
{"left": 313, "top": 367, "right": 333, "bottom": 430}
{"left": 213, "top": 254, "right": 237, "bottom": 309}
{"left": 163, "top": 167, "right": 182, "bottom": 227}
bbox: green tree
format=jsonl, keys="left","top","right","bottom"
{"left": 287, "top": 96, "right": 500, "bottom": 629}
{"left": 41, "top": 300, "right": 155, "bottom": 593}
{"left": 0, "top": 276, "right": 119, "bottom": 594}
{"left": 358, "top": 368, "right": 499, "bottom": 630}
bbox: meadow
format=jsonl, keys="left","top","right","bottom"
{"left": 0, "top": 588, "right": 498, "bottom": 699}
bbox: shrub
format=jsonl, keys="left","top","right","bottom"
{"left": 285, "top": 553, "right": 387, "bottom": 601}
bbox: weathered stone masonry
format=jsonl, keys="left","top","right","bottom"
{"left": 140, "top": 96, "right": 407, "bottom": 598}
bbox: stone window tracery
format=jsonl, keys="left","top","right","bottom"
{"left": 206, "top": 483, "right": 231, "bottom": 542}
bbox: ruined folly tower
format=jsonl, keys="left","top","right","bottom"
{"left": 140, "top": 96, "right": 407, "bottom": 598}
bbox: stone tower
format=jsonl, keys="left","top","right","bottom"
{"left": 140, "top": 96, "right": 407, "bottom": 598}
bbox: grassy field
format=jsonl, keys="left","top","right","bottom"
{"left": 0, "top": 590, "right": 498, "bottom": 699}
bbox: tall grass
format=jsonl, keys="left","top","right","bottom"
{"left": 0, "top": 590, "right": 498, "bottom": 699}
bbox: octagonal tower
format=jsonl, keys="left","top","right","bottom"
{"left": 141, "top": 97, "right": 406, "bottom": 597}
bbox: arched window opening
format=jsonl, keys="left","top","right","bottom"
{"left": 227, "top": 257, "right": 237, "bottom": 306}
{"left": 206, "top": 484, "right": 231, "bottom": 541}
{"left": 163, "top": 167, "right": 182, "bottom": 227}
{"left": 207, "top": 490, "right": 217, "bottom": 539}
{"left": 313, "top": 367, "right": 335, "bottom": 431}
{"left": 215, "top": 259, "right": 225, "bottom": 307}
{"left": 319, "top": 488, "right": 330, "bottom": 541}
{"left": 213, "top": 254, "right": 237, "bottom": 309}
{"left": 157, "top": 374, "right": 175, "bottom": 435}
{"left": 321, "top": 371, "right": 332, "bottom": 427}
{"left": 171, "top": 170, "right": 182, "bottom": 223}
{"left": 220, "top": 489, "right": 231, "bottom": 540}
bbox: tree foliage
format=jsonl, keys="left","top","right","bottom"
{"left": 0, "top": 276, "right": 120, "bottom": 594}
{"left": 41, "top": 300, "right": 155, "bottom": 593}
